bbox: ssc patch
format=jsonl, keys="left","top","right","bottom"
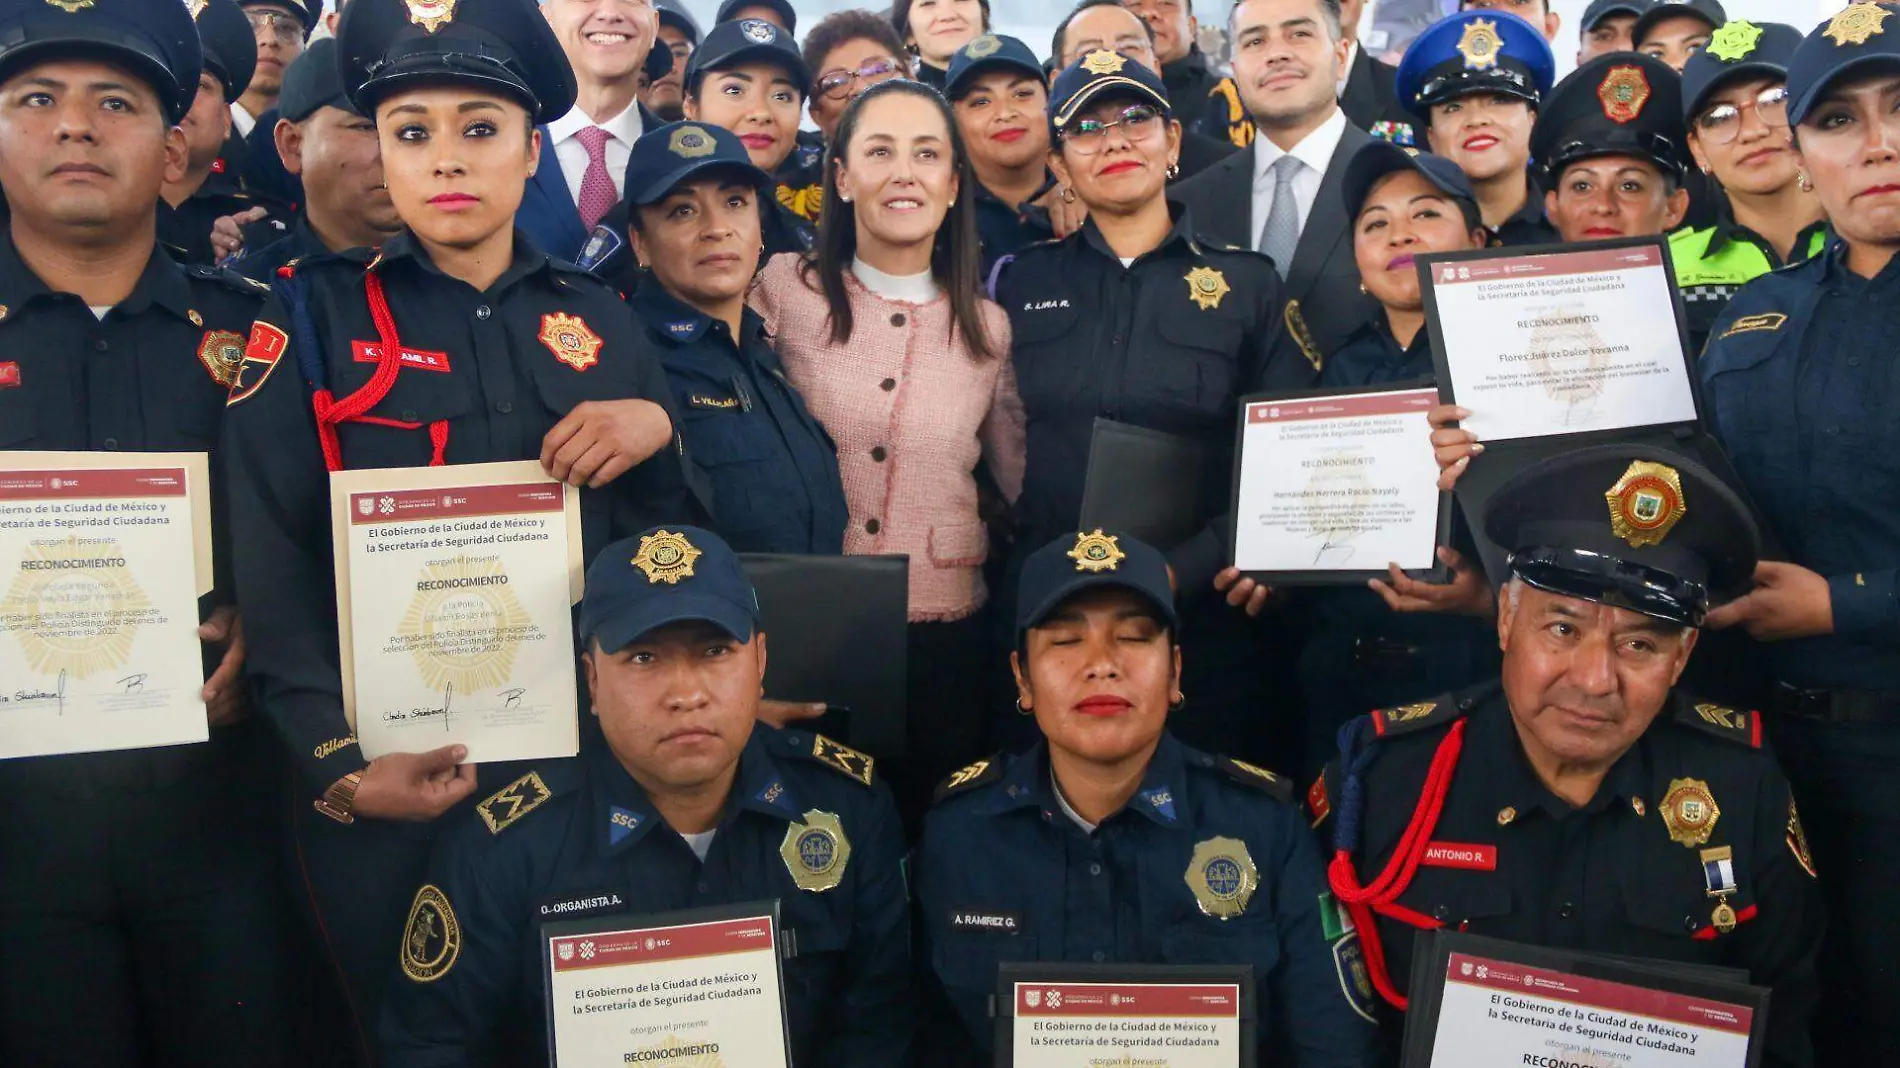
{"left": 949, "top": 909, "right": 1024, "bottom": 933}
{"left": 196, "top": 330, "right": 246, "bottom": 388}
{"left": 400, "top": 885, "right": 461, "bottom": 982}
{"left": 477, "top": 771, "right": 552, "bottom": 834}
{"left": 351, "top": 340, "right": 451, "bottom": 373}
{"left": 226, "top": 321, "right": 289, "bottom": 406}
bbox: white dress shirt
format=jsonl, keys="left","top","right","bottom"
{"left": 1337, "top": 39, "right": 1358, "bottom": 100}
{"left": 230, "top": 102, "right": 257, "bottom": 138}
{"left": 546, "top": 101, "right": 644, "bottom": 206}
{"left": 1249, "top": 106, "right": 1349, "bottom": 254}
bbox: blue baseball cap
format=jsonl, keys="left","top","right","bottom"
{"left": 1632, "top": 0, "right": 1728, "bottom": 47}
{"left": 1582, "top": 0, "right": 1654, "bottom": 33}
{"left": 1015, "top": 531, "right": 1177, "bottom": 645}
{"left": 1048, "top": 49, "right": 1171, "bottom": 137}
{"left": 1680, "top": 21, "right": 1801, "bottom": 120}
{"left": 625, "top": 120, "right": 773, "bottom": 207}
{"left": 1342, "top": 140, "right": 1479, "bottom": 219}
{"left": 1786, "top": 4, "right": 1900, "bottom": 128}
{"left": 1396, "top": 10, "right": 1556, "bottom": 121}
{"left": 945, "top": 33, "right": 1043, "bottom": 101}
{"left": 686, "top": 16, "right": 809, "bottom": 98}
{"left": 581, "top": 527, "right": 762, "bottom": 653}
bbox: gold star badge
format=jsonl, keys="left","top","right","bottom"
{"left": 404, "top": 0, "right": 458, "bottom": 33}
{"left": 1661, "top": 778, "right": 1720, "bottom": 847}
{"left": 1598, "top": 65, "right": 1651, "bottom": 125}
{"left": 669, "top": 124, "right": 717, "bottom": 159}
{"left": 1457, "top": 18, "right": 1504, "bottom": 71}
{"left": 1707, "top": 20, "right": 1763, "bottom": 62}
{"left": 1826, "top": 3, "right": 1893, "bottom": 47}
{"left": 633, "top": 530, "right": 701, "bottom": 584}
{"left": 1606, "top": 460, "right": 1686, "bottom": 548}
{"left": 1184, "top": 266, "right": 1230, "bottom": 310}
{"left": 1081, "top": 49, "right": 1126, "bottom": 76}
{"left": 1067, "top": 529, "right": 1124, "bottom": 572}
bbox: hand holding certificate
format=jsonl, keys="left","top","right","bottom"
{"left": 331, "top": 460, "right": 583, "bottom": 764}
{"left": 0, "top": 453, "right": 213, "bottom": 759}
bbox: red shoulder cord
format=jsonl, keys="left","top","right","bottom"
{"left": 1326, "top": 718, "right": 1469, "bottom": 1011}
{"left": 301, "top": 266, "right": 450, "bottom": 473}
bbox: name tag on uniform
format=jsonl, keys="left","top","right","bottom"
{"left": 1422, "top": 842, "right": 1498, "bottom": 871}
{"left": 949, "top": 909, "right": 1025, "bottom": 933}
{"left": 537, "top": 889, "right": 628, "bottom": 921}
{"left": 352, "top": 340, "right": 452, "bottom": 373}
{"left": 689, "top": 394, "right": 741, "bottom": 411}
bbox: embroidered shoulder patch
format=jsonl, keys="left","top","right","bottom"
{"left": 400, "top": 884, "right": 461, "bottom": 983}
{"left": 807, "top": 734, "right": 875, "bottom": 786}
{"left": 1676, "top": 700, "right": 1761, "bottom": 748}
{"left": 226, "top": 320, "right": 288, "bottom": 406}
{"left": 476, "top": 771, "right": 553, "bottom": 834}
{"left": 934, "top": 755, "right": 1002, "bottom": 802}
{"left": 1718, "top": 313, "right": 1787, "bottom": 339}
{"left": 1219, "top": 756, "right": 1293, "bottom": 804}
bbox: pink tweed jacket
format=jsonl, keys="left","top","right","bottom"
{"left": 751, "top": 253, "right": 1025, "bottom": 623}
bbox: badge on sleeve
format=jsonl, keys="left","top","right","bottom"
{"left": 1660, "top": 778, "right": 1720, "bottom": 847}
{"left": 1184, "top": 266, "right": 1230, "bottom": 311}
{"left": 780, "top": 810, "right": 852, "bottom": 892}
{"left": 539, "top": 312, "right": 603, "bottom": 372}
{"left": 1185, "top": 837, "right": 1258, "bottom": 920}
{"left": 226, "top": 321, "right": 289, "bottom": 406}
{"left": 400, "top": 884, "right": 462, "bottom": 982}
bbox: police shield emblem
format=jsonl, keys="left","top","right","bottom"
{"left": 196, "top": 330, "right": 247, "bottom": 388}
{"left": 405, "top": 0, "right": 458, "bottom": 33}
{"left": 1706, "top": 21, "right": 1763, "bottom": 62}
{"left": 1457, "top": 18, "right": 1503, "bottom": 70}
{"left": 1184, "top": 266, "right": 1230, "bottom": 311}
{"left": 632, "top": 529, "right": 701, "bottom": 584}
{"left": 538, "top": 312, "right": 603, "bottom": 371}
{"left": 966, "top": 34, "right": 1002, "bottom": 59}
{"left": 740, "top": 18, "right": 776, "bottom": 42}
{"left": 1598, "top": 65, "right": 1651, "bottom": 124}
{"left": 1185, "top": 837, "right": 1259, "bottom": 920}
{"left": 1081, "top": 49, "right": 1126, "bottom": 76}
{"left": 780, "top": 810, "right": 852, "bottom": 892}
{"left": 1826, "top": 3, "right": 1893, "bottom": 47}
{"left": 1605, "top": 460, "right": 1686, "bottom": 547}
{"left": 669, "top": 124, "right": 717, "bottom": 160}
{"left": 1067, "top": 529, "right": 1124, "bottom": 573}
{"left": 1661, "top": 778, "right": 1721, "bottom": 848}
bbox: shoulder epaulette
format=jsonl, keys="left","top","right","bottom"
{"left": 187, "top": 264, "right": 272, "bottom": 298}
{"left": 1367, "top": 693, "right": 1466, "bottom": 739}
{"left": 1675, "top": 698, "right": 1762, "bottom": 749}
{"left": 933, "top": 754, "right": 1003, "bottom": 802}
{"left": 476, "top": 769, "right": 561, "bottom": 835}
{"left": 1214, "top": 755, "right": 1294, "bottom": 804}
{"left": 782, "top": 731, "right": 876, "bottom": 787}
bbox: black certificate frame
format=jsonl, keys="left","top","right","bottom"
{"left": 541, "top": 899, "right": 792, "bottom": 1068}
{"left": 992, "top": 962, "right": 1256, "bottom": 1068}
{"left": 1227, "top": 380, "right": 1454, "bottom": 586}
{"left": 1401, "top": 930, "right": 1769, "bottom": 1068}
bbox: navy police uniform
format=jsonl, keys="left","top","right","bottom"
{"left": 222, "top": 0, "right": 700, "bottom": 1053}
{"left": 915, "top": 533, "right": 1382, "bottom": 1066}
{"left": 621, "top": 120, "right": 848, "bottom": 554}
{"left": 1321, "top": 447, "right": 1821, "bottom": 1066}
{"left": 380, "top": 527, "right": 913, "bottom": 1065}
{"left": 1530, "top": 53, "right": 1698, "bottom": 239}
{"left": 1692, "top": 10, "right": 1900, "bottom": 1058}
{"left": 682, "top": 19, "right": 816, "bottom": 258}
{"left": 946, "top": 36, "right": 1059, "bottom": 274}
{"left": 0, "top": 0, "right": 295, "bottom": 1062}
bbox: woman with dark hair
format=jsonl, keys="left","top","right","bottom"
{"left": 751, "top": 78, "right": 1024, "bottom": 823}
{"left": 891, "top": 0, "right": 989, "bottom": 91}
{"left": 779, "top": 9, "right": 915, "bottom": 222}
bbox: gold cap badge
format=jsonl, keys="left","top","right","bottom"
{"left": 1661, "top": 777, "right": 1720, "bottom": 847}
{"left": 1826, "top": 3, "right": 1893, "bottom": 47}
{"left": 1186, "top": 837, "right": 1259, "bottom": 919}
{"left": 1081, "top": 49, "right": 1126, "bottom": 76}
{"left": 966, "top": 34, "right": 1002, "bottom": 59}
{"left": 1706, "top": 20, "right": 1763, "bottom": 62}
{"left": 633, "top": 530, "right": 701, "bottom": 584}
{"left": 669, "top": 124, "right": 717, "bottom": 159}
{"left": 781, "top": 810, "right": 852, "bottom": 892}
{"left": 1184, "top": 266, "right": 1230, "bottom": 311}
{"left": 1067, "top": 529, "right": 1125, "bottom": 572}
{"left": 1606, "top": 460, "right": 1686, "bottom": 548}
{"left": 1598, "top": 64, "right": 1651, "bottom": 124}
{"left": 41, "top": 0, "right": 94, "bottom": 11}
{"left": 1496, "top": 806, "right": 1517, "bottom": 826}
{"left": 404, "top": 0, "right": 458, "bottom": 33}
{"left": 1457, "top": 18, "right": 1504, "bottom": 71}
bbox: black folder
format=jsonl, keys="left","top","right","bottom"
{"left": 1079, "top": 418, "right": 1207, "bottom": 550}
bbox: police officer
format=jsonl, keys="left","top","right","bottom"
{"left": 1670, "top": 21, "right": 1827, "bottom": 352}
{"left": 622, "top": 120, "right": 849, "bottom": 554}
{"left": 1632, "top": 0, "right": 1725, "bottom": 72}
{"left": 381, "top": 526, "right": 913, "bottom": 1064}
{"left": 1396, "top": 10, "right": 1559, "bottom": 246}
{"left": 680, "top": 17, "right": 817, "bottom": 258}
{"left": 230, "top": 38, "right": 405, "bottom": 282}
{"left": 644, "top": 0, "right": 701, "bottom": 122}
{"left": 1578, "top": 0, "right": 1652, "bottom": 62}
{"left": 1529, "top": 52, "right": 1693, "bottom": 243}
{"left": 1695, "top": 8, "right": 1900, "bottom": 1060}
{"left": 996, "top": 51, "right": 1303, "bottom": 759}
{"left": 162, "top": 0, "right": 290, "bottom": 264}
{"left": 1319, "top": 445, "right": 1821, "bottom": 1066}
{"left": 222, "top": 0, "right": 700, "bottom": 1054}
{"left": 0, "top": 0, "right": 295, "bottom": 1062}
{"left": 915, "top": 531, "right": 1381, "bottom": 1066}
{"left": 946, "top": 34, "right": 1058, "bottom": 272}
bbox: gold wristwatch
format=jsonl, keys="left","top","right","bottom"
{"left": 314, "top": 771, "right": 364, "bottom": 825}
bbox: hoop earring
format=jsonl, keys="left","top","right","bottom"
{"left": 1168, "top": 693, "right": 1186, "bottom": 714}
{"left": 1015, "top": 698, "right": 1033, "bottom": 716}
{"left": 1059, "top": 187, "right": 1077, "bottom": 204}
{"left": 1797, "top": 171, "right": 1815, "bottom": 193}
{"left": 1166, "top": 161, "right": 1181, "bottom": 181}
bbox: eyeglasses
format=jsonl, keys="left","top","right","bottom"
{"left": 1060, "top": 104, "right": 1164, "bottom": 152}
{"left": 816, "top": 59, "right": 902, "bottom": 101}
{"left": 245, "top": 9, "right": 302, "bottom": 43}
{"left": 1694, "top": 86, "right": 1789, "bottom": 145}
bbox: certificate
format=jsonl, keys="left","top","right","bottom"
{"left": 330, "top": 460, "right": 582, "bottom": 763}
{"left": 542, "top": 903, "right": 792, "bottom": 1068}
{"left": 0, "top": 452, "right": 213, "bottom": 758}
{"left": 1421, "top": 238, "right": 1700, "bottom": 443}
{"left": 1402, "top": 933, "right": 1766, "bottom": 1068}
{"left": 996, "top": 964, "right": 1255, "bottom": 1067}
{"left": 1229, "top": 386, "right": 1450, "bottom": 584}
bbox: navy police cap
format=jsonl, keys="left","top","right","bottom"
{"left": 1048, "top": 49, "right": 1170, "bottom": 136}
{"left": 191, "top": 0, "right": 257, "bottom": 104}
{"left": 625, "top": 120, "right": 773, "bottom": 207}
{"left": 715, "top": 0, "right": 796, "bottom": 36}
{"left": 336, "top": 0, "right": 578, "bottom": 123}
{"left": 1341, "top": 139, "right": 1479, "bottom": 220}
{"left": 1530, "top": 52, "right": 1687, "bottom": 181}
{"left": 581, "top": 527, "right": 762, "bottom": 653}
{"left": 1631, "top": 0, "right": 1727, "bottom": 48}
{"left": 238, "top": 0, "right": 317, "bottom": 37}
{"left": 1395, "top": 10, "right": 1555, "bottom": 120}
{"left": 946, "top": 33, "right": 1043, "bottom": 101}
{"left": 0, "top": 0, "right": 201, "bottom": 123}
{"left": 1582, "top": 0, "right": 1653, "bottom": 33}
{"left": 1787, "top": 4, "right": 1900, "bottom": 128}
{"left": 1015, "top": 530, "right": 1178, "bottom": 646}
{"left": 657, "top": 0, "right": 703, "bottom": 46}
{"left": 686, "top": 16, "right": 809, "bottom": 99}
{"left": 279, "top": 37, "right": 357, "bottom": 121}
{"left": 1680, "top": 20, "right": 1801, "bottom": 121}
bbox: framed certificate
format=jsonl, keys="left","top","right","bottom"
{"left": 330, "top": 460, "right": 583, "bottom": 764}
{"left": 1228, "top": 384, "right": 1452, "bottom": 585}
{"left": 0, "top": 453, "right": 215, "bottom": 758}
{"left": 994, "top": 963, "right": 1254, "bottom": 1067}
{"left": 541, "top": 902, "right": 792, "bottom": 1068}
{"left": 1402, "top": 932, "right": 1768, "bottom": 1068}
{"left": 1419, "top": 237, "right": 1701, "bottom": 444}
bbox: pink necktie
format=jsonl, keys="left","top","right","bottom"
{"left": 574, "top": 126, "right": 616, "bottom": 231}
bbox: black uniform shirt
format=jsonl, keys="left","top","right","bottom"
{"left": 230, "top": 214, "right": 336, "bottom": 284}
{"left": 972, "top": 177, "right": 1054, "bottom": 277}
{"left": 222, "top": 229, "right": 701, "bottom": 791}
{"left": 1491, "top": 173, "right": 1559, "bottom": 248}
{"left": 157, "top": 158, "right": 290, "bottom": 266}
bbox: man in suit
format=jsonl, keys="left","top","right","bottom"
{"left": 1171, "top": 0, "right": 1375, "bottom": 372}
{"left": 526, "top": 0, "right": 665, "bottom": 262}
{"left": 1194, "top": 0, "right": 1413, "bottom": 148}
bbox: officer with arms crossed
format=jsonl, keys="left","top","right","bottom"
{"left": 380, "top": 526, "right": 913, "bottom": 1064}
{"left": 1320, "top": 446, "right": 1821, "bottom": 1066}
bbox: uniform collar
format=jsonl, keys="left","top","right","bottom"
{"left": 628, "top": 283, "right": 773, "bottom": 355}
{"left": 377, "top": 228, "right": 551, "bottom": 293}
{"left": 1499, "top": 171, "right": 1548, "bottom": 232}
{"left": 588, "top": 731, "right": 802, "bottom": 857}
{"left": 1080, "top": 200, "right": 1202, "bottom": 264}
{"left": 1818, "top": 236, "right": 1900, "bottom": 291}
{"left": 977, "top": 734, "right": 1187, "bottom": 830}
{"left": 1706, "top": 204, "right": 1830, "bottom": 267}
{"left": 0, "top": 230, "right": 196, "bottom": 325}
{"left": 1465, "top": 690, "right": 1650, "bottom": 824}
